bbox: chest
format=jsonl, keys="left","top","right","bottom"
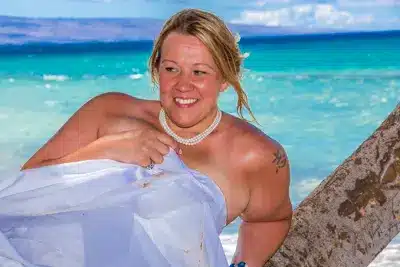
{"left": 100, "top": 112, "right": 250, "bottom": 225}
{"left": 179, "top": 147, "right": 250, "bottom": 225}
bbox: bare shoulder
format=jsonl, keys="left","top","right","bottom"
{"left": 90, "top": 91, "right": 148, "bottom": 115}
{"left": 224, "top": 115, "right": 288, "bottom": 170}
{"left": 90, "top": 91, "right": 159, "bottom": 136}
{"left": 224, "top": 115, "right": 292, "bottom": 222}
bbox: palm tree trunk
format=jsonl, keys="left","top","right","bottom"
{"left": 266, "top": 104, "right": 400, "bottom": 267}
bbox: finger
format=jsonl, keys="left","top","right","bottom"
{"left": 138, "top": 157, "right": 151, "bottom": 168}
{"left": 142, "top": 133, "right": 171, "bottom": 156}
{"left": 147, "top": 147, "right": 164, "bottom": 165}
{"left": 135, "top": 146, "right": 156, "bottom": 167}
{"left": 152, "top": 139, "right": 171, "bottom": 156}
{"left": 138, "top": 154, "right": 159, "bottom": 167}
{"left": 156, "top": 133, "right": 180, "bottom": 153}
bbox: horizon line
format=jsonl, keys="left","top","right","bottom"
{"left": 1, "top": 14, "right": 400, "bottom": 33}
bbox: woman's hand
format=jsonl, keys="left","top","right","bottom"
{"left": 95, "top": 126, "right": 180, "bottom": 167}
{"left": 21, "top": 122, "right": 180, "bottom": 170}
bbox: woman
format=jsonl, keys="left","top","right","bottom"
{"left": 14, "top": 8, "right": 292, "bottom": 267}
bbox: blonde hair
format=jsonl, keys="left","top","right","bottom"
{"left": 148, "top": 8, "right": 258, "bottom": 124}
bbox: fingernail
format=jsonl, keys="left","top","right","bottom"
{"left": 229, "top": 264, "right": 235, "bottom": 267}
{"left": 238, "top": 262, "right": 247, "bottom": 267}
{"left": 179, "top": 148, "right": 182, "bottom": 155}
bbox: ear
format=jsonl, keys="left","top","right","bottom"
{"left": 219, "top": 81, "right": 229, "bottom": 92}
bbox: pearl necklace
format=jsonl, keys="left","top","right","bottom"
{"left": 158, "top": 107, "right": 222, "bottom": 146}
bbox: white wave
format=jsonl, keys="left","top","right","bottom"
{"left": 129, "top": 74, "right": 143, "bottom": 80}
{"left": 329, "top": 97, "right": 349, "bottom": 108}
{"left": 234, "top": 32, "right": 241, "bottom": 43}
{"left": 295, "top": 178, "right": 323, "bottom": 198}
{"left": 44, "top": 100, "right": 59, "bottom": 107}
{"left": 220, "top": 233, "right": 238, "bottom": 263}
{"left": 242, "top": 52, "right": 250, "bottom": 59}
{"left": 82, "top": 74, "right": 94, "bottom": 79}
{"left": 221, "top": 233, "right": 400, "bottom": 266}
{"left": 8, "top": 78, "right": 15, "bottom": 83}
{"left": 295, "top": 74, "right": 309, "bottom": 80}
{"left": 131, "top": 68, "right": 140, "bottom": 73}
{"left": 335, "top": 102, "right": 349, "bottom": 108}
{"left": 43, "top": 74, "right": 69, "bottom": 81}
{"left": 369, "top": 244, "right": 400, "bottom": 267}
{"left": 249, "top": 70, "right": 400, "bottom": 79}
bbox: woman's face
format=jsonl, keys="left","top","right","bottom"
{"left": 158, "top": 32, "right": 228, "bottom": 130}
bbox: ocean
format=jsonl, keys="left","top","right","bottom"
{"left": 1, "top": 31, "right": 399, "bottom": 266}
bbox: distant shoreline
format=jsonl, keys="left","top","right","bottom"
{"left": 1, "top": 14, "right": 400, "bottom": 51}
{"left": 1, "top": 29, "right": 400, "bottom": 56}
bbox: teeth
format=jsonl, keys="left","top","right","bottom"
{"left": 175, "top": 98, "right": 198, "bottom": 105}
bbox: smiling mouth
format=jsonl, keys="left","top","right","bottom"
{"left": 174, "top": 97, "right": 199, "bottom": 106}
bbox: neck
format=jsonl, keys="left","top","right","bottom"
{"left": 166, "top": 108, "right": 220, "bottom": 139}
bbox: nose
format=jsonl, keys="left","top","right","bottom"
{"left": 175, "top": 71, "right": 193, "bottom": 92}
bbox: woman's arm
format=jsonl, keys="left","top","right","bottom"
{"left": 231, "top": 214, "right": 292, "bottom": 266}
{"left": 22, "top": 136, "right": 118, "bottom": 170}
{"left": 21, "top": 92, "right": 145, "bottom": 170}
{"left": 21, "top": 93, "right": 111, "bottom": 170}
{"left": 21, "top": 92, "right": 178, "bottom": 170}
{"left": 231, "top": 143, "right": 292, "bottom": 267}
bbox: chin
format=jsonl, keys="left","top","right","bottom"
{"left": 162, "top": 100, "right": 212, "bottom": 128}
{"left": 171, "top": 116, "right": 200, "bottom": 129}
{"left": 165, "top": 111, "right": 200, "bottom": 129}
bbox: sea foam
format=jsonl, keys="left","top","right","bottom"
{"left": 43, "top": 74, "right": 69, "bottom": 81}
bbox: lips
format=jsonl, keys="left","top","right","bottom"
{"left": 174, "top": 97, "right": 199, "bottom": 107}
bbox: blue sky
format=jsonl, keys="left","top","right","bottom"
{"left": 1, "top": 0, "right": 400, "bottom": 31}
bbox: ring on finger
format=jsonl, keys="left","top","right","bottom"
{"left": 146, "top": 160, "right": 155, "bottom": 170}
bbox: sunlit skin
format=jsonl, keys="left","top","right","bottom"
{"left": 158, "top": 32, "right": 228, "bottom": 138}
{"left": 21, "top": 31, "right": 292, "bottom": 267}
{"left": 154, "top": 32, "right": 291, "bottom": 267}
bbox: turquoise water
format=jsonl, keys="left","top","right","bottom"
{"left": 1, "top": 33, "right": 400, "bottom": 261}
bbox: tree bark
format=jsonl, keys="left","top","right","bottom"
{"left": 266, "top": 104, "right": 400, "bottom": 267}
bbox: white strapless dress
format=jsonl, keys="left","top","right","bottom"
{"left": 0, "top": 149, "right": 228, "bottom": 267}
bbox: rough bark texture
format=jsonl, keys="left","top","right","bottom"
{"left": 266, "top": 104, "right": 400, "bottom": 267}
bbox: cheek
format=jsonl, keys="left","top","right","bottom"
{"left": 158, "top": 74, "right": 173, "bottom": 93}
{"left": 193, "top": 78, "right": 221, "bottom": 95}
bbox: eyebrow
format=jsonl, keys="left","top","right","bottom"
{"left": 161, "top": 59, "right": 177, "bottom": 64}
{"left": 161, "top": 59, "right": 216, "bottom": 72}
{"left": 194, "top": 63, "right": 216, "bottom": 72}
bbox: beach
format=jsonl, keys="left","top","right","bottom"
{"left": 1, "top": 31, "right": 399, "bottom": 265}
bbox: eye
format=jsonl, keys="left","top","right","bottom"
{"left": 193, "top": 70, "right": 207, "bottom": 76}
{"left": 165, "top": 67, "right": 178, "bottom": 72}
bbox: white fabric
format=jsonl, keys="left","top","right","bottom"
{"left": 0, "top": 149, "right": 228, "bottom": 267}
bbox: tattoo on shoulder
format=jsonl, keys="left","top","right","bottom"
{"left": 272, "top": 148, "right": 287, "bottom": 173}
